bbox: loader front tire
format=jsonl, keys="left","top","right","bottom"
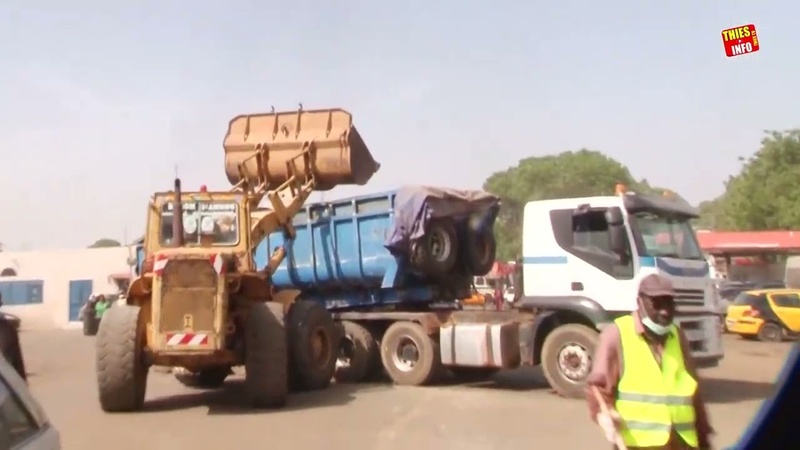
{"left": 287, "top": 301, "right": 339, "bottom": 391}
{"left": 245, "top": 302, "right": 288, "bottom": 409}
{"left": 96, "top": 304, "right": 148, "bottom": 412}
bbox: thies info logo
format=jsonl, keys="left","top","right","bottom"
{"left": 722, "top": 24, "right": 759, "bottom": 58}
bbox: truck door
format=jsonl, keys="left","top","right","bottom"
{"left": 563, "top": 208, "right": 636, "bottom": 301}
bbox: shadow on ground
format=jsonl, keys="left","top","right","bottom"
{"left": 142, "top": 380, "right": 362, "bottom": 415}
{"left": 701, "top": 377, "right": 776, "bottom": 404}
{"left": 445, "top": 367, "right": 553, "bottom": 392}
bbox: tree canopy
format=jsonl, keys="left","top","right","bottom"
{"left": 89, "top": 238, "right": 122, "bottom": 248}
{"left": 719, "top": 130, "right": 800, "bottom": 230}
{"left": 482, "top": 129, "right": 800, "bottom": 260}
{"left": 483, "top": 149, "right": 661, "bottom": 260}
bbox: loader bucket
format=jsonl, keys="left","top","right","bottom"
{"left": 223, "top": 108, "right": 380, "bottom": 191}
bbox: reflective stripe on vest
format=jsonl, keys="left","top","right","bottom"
{"left": 614, "top": 315, "right": 699, "bottom": 448}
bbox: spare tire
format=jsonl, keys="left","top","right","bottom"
{"left": 464, "top": 229, "right": 496, "bottom": 276}
{"left": 410, "top": 219, "right": 458, "bottom": 276}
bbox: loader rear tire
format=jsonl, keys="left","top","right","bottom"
{"left": 96, "top": 304, "right": 148, "bottom": 412}
{"left": 287, "top": 301, "right": 339, "bottom": 391}
{"left": 245, "top": 302, "right": 288, "bottom": 409}
{"left": 335, "top": 320, "right": 381, "bottom": 383}
{"left": 381, "top": 321, "right": 442, "bottom": 386}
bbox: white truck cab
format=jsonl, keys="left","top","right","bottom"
{"left": 517, "top": 185, "right": 724, "bottom": 395}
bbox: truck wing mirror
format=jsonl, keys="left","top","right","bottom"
{"left": 605, "top": 207, "right": 624, "bottom": 226}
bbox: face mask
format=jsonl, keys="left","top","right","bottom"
{"left": 641, "top": 315, "right": 672, "bottom": 336}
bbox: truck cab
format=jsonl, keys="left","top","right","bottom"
{"left": 518, "top": 185, "right": 723, "bottom": 395}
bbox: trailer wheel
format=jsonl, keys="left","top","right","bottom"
{"left": 245, "top": 302, "right": 288, "bottom": 408}
{"left": 173, "top": 367, "right": 231, "bottom": 389}
{"left": 287, "top": 301, "right": 339, "bottom": 391}
{"left": 335, "top": 321, "right": 381, "bottom": 383}
{"left": 464, "top": 229, "right": 496, "bottom": 276}
{"left": 381, "top": 321, "right": 441, "bottom": 386}
{"left": 541, "top": 324, "right": 598, "bottom": 399}
{"left": 96, "top": 304, "right": 148, "bottom": 412}
{"left": 411, "top": 219, "right": 458, "bottom": 276}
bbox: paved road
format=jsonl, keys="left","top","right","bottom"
{"left": 21, "top": 331, "right": 791, "bottom": 450}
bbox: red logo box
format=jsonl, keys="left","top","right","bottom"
{"left": 722, "top": 24, "right": 760, "bottom": 58}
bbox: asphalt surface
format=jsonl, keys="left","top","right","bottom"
{"left": 21, "top": 331, "right": 792, "bottom": 450}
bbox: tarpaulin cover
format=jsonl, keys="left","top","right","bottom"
{"left": 385, "top": 185, "right": 500, "bottom": 254}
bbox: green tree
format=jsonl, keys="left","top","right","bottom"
{"left": 89, "top": 238, "right": 122, "bottom": 248}
{"left": 695, "top": 196, "right": 730, "bottom": 230}
{"left": 483, "top": 149, "right": 639, "bottom": 260}
{"left": 722, "top": 130, "right": 800, "bottom": 230}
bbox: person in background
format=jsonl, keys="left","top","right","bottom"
{"left": 94, "top": 294, "right": 110, "bottom": 320}
{"left": 493, "top": 284, "right": 503, "bottom": 311}
{"left": 586, "top": 274, "right": 713, "bottom": 449}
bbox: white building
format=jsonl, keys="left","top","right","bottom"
{"left": 0, "top": 247, "right": 135, "bottom": 330}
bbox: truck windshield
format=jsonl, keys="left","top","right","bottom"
{"left": 160, "top": 201, "right": 239, "bottom": 246}
{"left": 632, "top": 213, "right": 703, "bottom": 260}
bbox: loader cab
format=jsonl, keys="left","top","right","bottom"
{"left": 142, "top": 189, "right": 255, "bottom": 272}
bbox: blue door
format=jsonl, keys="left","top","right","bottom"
{"left": 68, "top": 280, "right": 93, "bottom": 322}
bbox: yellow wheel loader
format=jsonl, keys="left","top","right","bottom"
{"left": 95, "top": 107, "right": 379, "bottom": 412}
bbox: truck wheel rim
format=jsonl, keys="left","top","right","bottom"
{"left": 312, "top": 327, "right": 331, "bottom": 366}
{"left": 337, "top": 336, "right": 355, "bottom": 368}
{"left": 557, "top": 343, "right": 591, "bottom": 382}
{"left": 392, "top": 337, "right": 420, "bottom": 372}
{"left": 430, "top": 230, "right": 451, "bottom": 262}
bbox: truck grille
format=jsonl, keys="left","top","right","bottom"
{"left": 673, "top": 288, "right": 705, "bottom": 306}
{"left": 159, "top": 259, "right": 218, "bottom": 332}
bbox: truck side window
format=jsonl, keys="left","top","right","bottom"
{"left": 549, "top": 209, "right": 634, "bottom": 280}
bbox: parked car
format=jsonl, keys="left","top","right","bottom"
{"left": 725, "top": 289, "right": 800, "bottom": 342}
{"left": 0, "top": 355, "right": 61, "bottom": 448}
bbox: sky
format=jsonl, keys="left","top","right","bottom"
{"left": 0, "top": 1, "right": 796, "bottom": 250}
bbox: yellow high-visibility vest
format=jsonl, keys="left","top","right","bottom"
{"left": 614, "top": 315, "right": 699, "bottom": 448}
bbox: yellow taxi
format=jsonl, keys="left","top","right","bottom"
{"left": 725, "top": 289, "right": 800, "bottom": 342}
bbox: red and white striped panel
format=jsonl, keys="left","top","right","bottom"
{"left": 165, "top": 333, "right": 209, "bottom": 346}
{"left": 210, "top": 254, "right": 226, "bottom": 274}
{"left": 153, "top": 254, "right": 169, "bottom": 276}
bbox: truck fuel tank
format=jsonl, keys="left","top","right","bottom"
{"left": 223, "top": 108, "right": 380, "bottom": 191}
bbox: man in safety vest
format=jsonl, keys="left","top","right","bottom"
{"left": 586, "top": 274, "right": 714, "bottom": 449}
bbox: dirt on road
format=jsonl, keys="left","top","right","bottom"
{"left": 19, "top": 331, "right": 792, "bottom": 450}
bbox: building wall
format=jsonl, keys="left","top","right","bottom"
{"left": 0, "top": 247, "right": 134, "bottom": 330}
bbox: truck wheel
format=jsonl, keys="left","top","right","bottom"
{"left": 381, "top": 321, "right": 441, "bottom": 386}
{"left": 96, "top": 304, "right": 148, "bottom": 412}
{"left": 411, "top": 219, "right": 458, "bottom": 276}
{"left": 450, "top": 367, "right": 499, "bottom": 382}
{"left": 245, "top": 302, "right": 288, "bottom": 408}
{"left": 335, "top": 320, "right": 381, "bottom": 383}
{"left": 287, "top": 301, "right": 339, "bottom": 391}
{"left": 464, "top": 229, "right": 496, "bottom": 276}
{"left": 174, "top": 367, "right": 230, "bottom": 389}
{"left": 541, "top": 324, "right": 598, "bottom": 399}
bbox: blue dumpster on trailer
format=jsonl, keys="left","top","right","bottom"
{"left": 254, "top": 185, "right": 500, "bottom": 310}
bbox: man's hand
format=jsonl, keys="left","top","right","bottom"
{"left": 596, "top": 410, "right": 623, "bottom": 443}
